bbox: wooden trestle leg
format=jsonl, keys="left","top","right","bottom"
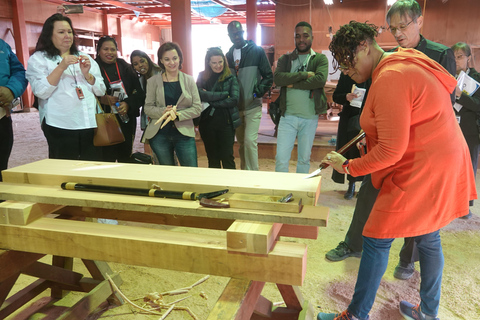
{"left": 0, "top": 250, "right": 123, "bottom": 319}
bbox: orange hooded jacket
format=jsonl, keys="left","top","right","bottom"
{"left": 349, "top": 48, "right": 477, "bottom": 239}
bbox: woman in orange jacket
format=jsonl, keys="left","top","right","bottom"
{"left": 317, "top": 21, "right": 476, "bottom": 320}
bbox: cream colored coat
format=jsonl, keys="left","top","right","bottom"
{"left": 143, "top": 71, "right": 201, "bottom": 142}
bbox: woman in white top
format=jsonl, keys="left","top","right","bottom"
{"left": 26, "top": 13, "right": 105, "bottom": 160}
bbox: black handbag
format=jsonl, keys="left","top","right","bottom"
{"left": 130, "top": 152, "right": 153, "bottom": 164}
{"left": 269, "top": 98, "right": 281, "bottom": 125}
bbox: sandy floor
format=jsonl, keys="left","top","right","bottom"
{"left": 4, "top": 111, "right": 480, "bottom": 320}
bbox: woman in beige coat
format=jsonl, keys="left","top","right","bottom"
{"left": 143, "top": 42, "right": 201, "bottom": 166}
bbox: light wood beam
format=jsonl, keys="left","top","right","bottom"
{"left": 227, "top": 221, "right": 282, "bottom": 255}
{"left": 0, "top": 218, "right": 308, "bottom": 286}
{"left": 0, "top": 183, "right": 328, "bottom": 227}
{"left": 0, "top": 201, "right": 64, "bottom": 226}
{"left": 1, "top": 159, "right": 321, "bottom": 206}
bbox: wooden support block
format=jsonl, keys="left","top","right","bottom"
{"left": 0, "top": 204, "right": 7, "bottom": 224}
{"left": 0, "top": 200, "right": 64, "bottom": 225}
{"left": 0, "top": 279, "right": 50, "bottom": 319}
{"left": 0, "top": 250, "right": 45, "bottom": 282}
{"left": 207, "top": 279, "right": 265, "bottom": 320}
{"left": 82, "top": 260, "right": 124, "bottom": 304}
{"left": 229, "top": 193, "right": 303, "bottom": 213}
{"left": 0, "top": 218, "right": 308, "bottom": 286}
{"left": 63, "top": 206, "right": 234, "bottom": 230}
{"left": 279, "top": 225, "right": 319, "bottom": 240}
{"left": 0, "top": 183, "right": 328, "bottom": 227}
{"left": 277, "top": 284, "right": 304, "bottom": 310}
{"left": 0, "top": 273, "right": 19, "bottom": 307}
{"left": 23, "top": 261, "right": 83, "bottom": 287}
{"left": 57, "top": 274, "right": 122, "bottom": 320}
{"left": 227, "top": 221, "right": 283, "bottom": 255}
{"left": 51, "top": 256, "right": 73, "bottom": 299}
{"left": 253, "top": 295, "right": 273, "bottom": 318}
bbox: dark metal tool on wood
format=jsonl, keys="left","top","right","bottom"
{"left": 61, "top": 182, "right": 229, "bottom": 200}
{"left": 278, "top": 193, "right": 293, "bottom": 203}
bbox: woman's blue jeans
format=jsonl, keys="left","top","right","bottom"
{"left": 149, "top": 123, "right": 198, "bottom": 167}
{"left": 348, "top": 230, "right": 444, "bottom": 319}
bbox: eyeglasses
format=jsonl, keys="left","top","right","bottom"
{"left": 389, "top": 20, "right": 414, "bottom": 34}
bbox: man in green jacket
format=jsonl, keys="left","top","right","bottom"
{"left": 273, "top": 21, "right": 328, "bottom": 173}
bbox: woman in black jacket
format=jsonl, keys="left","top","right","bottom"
{"left": 197, "top": 47, "right": 240, "bottom": 169}
{"left": 95, "top": 36, "right": 145, "bottom": 163}
{"left": 332, "top": 73, "right": 369, "bottom": 199}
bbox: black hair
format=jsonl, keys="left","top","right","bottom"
{"left": 157, "top": 42, "right": 184, "bottom": 70}
{"left": 130, "top": 50, "right": 161, "bottom": 79}
{"left": 329, "top": 21, "right": 378, "bottom": 71}
{"left": 386, "top": 0, "right": 422, "bottom": 25}
{"left": 295, "top": 21, "right": 313, "bottom": 33}
{"left": 96, "top": 36, "right": 118, "bottom": 56}
{"left": 227, "top": 20, "right": 243, "bottom": 34}
{"left": 34, "top": 13, "right": 79, "bottom": 58}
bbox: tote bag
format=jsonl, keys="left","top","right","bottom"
{"left": 93, "top": 99, "right": 125, "bottom": 146}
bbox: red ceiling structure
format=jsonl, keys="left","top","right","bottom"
{"left": 59, "top": 0, "right": 276, "bottom": 27}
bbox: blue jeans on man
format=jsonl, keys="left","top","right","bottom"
{"left": 149, "top": 122, "right": 198, "bottom": 167}
{"left": 347, "top": 231, "right": 443, "bottom": 319}
{"left": 275, "top": 114, "right": 318, "bottom": 173}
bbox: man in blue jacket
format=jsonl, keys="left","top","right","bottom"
{"left": 226, "top": 21, "right": 273, "bottom": 170}
{"left": 0, "top": 39, "right": 28, "bottom": 181}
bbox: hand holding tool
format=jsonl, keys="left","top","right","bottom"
{"left": 304, "top": 130, "right": 366, "bottom": 179}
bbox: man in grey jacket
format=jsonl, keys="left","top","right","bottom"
{"left": 226, "top": 21, "right": 273, "bottom": 170}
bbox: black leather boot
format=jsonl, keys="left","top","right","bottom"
{"left": 344, "top": 181, "right": 355, "bottom": 200}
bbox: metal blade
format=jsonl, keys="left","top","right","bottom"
{"left": 303, "top": 168, "right": 322, "bottom": 179}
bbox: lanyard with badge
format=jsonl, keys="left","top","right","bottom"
{"left": 64, "top": 56, "right": 85, "bottom": 100}
{"left": 102, "top": 62, "right": 129, "bottom": 102}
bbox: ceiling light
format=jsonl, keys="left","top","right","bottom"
{"left": 324, "top": 0, "right": 333, "bottom": 4}
{"left": 387, "top": 0, "right": 397, "bottom": 5}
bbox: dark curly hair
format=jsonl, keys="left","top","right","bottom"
{"left": 34, "top": 13, "right": 79, "bottom": 58}
{"left": 329, "top": 21, "right": 378, "bottom": 71}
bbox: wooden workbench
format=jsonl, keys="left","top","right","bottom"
{"left": 0, "top": 159, "right": 328, "bottom": 319}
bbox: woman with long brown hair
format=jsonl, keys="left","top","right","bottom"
{"left": 196, "top": 47, "right": 240, "bottom": 169}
